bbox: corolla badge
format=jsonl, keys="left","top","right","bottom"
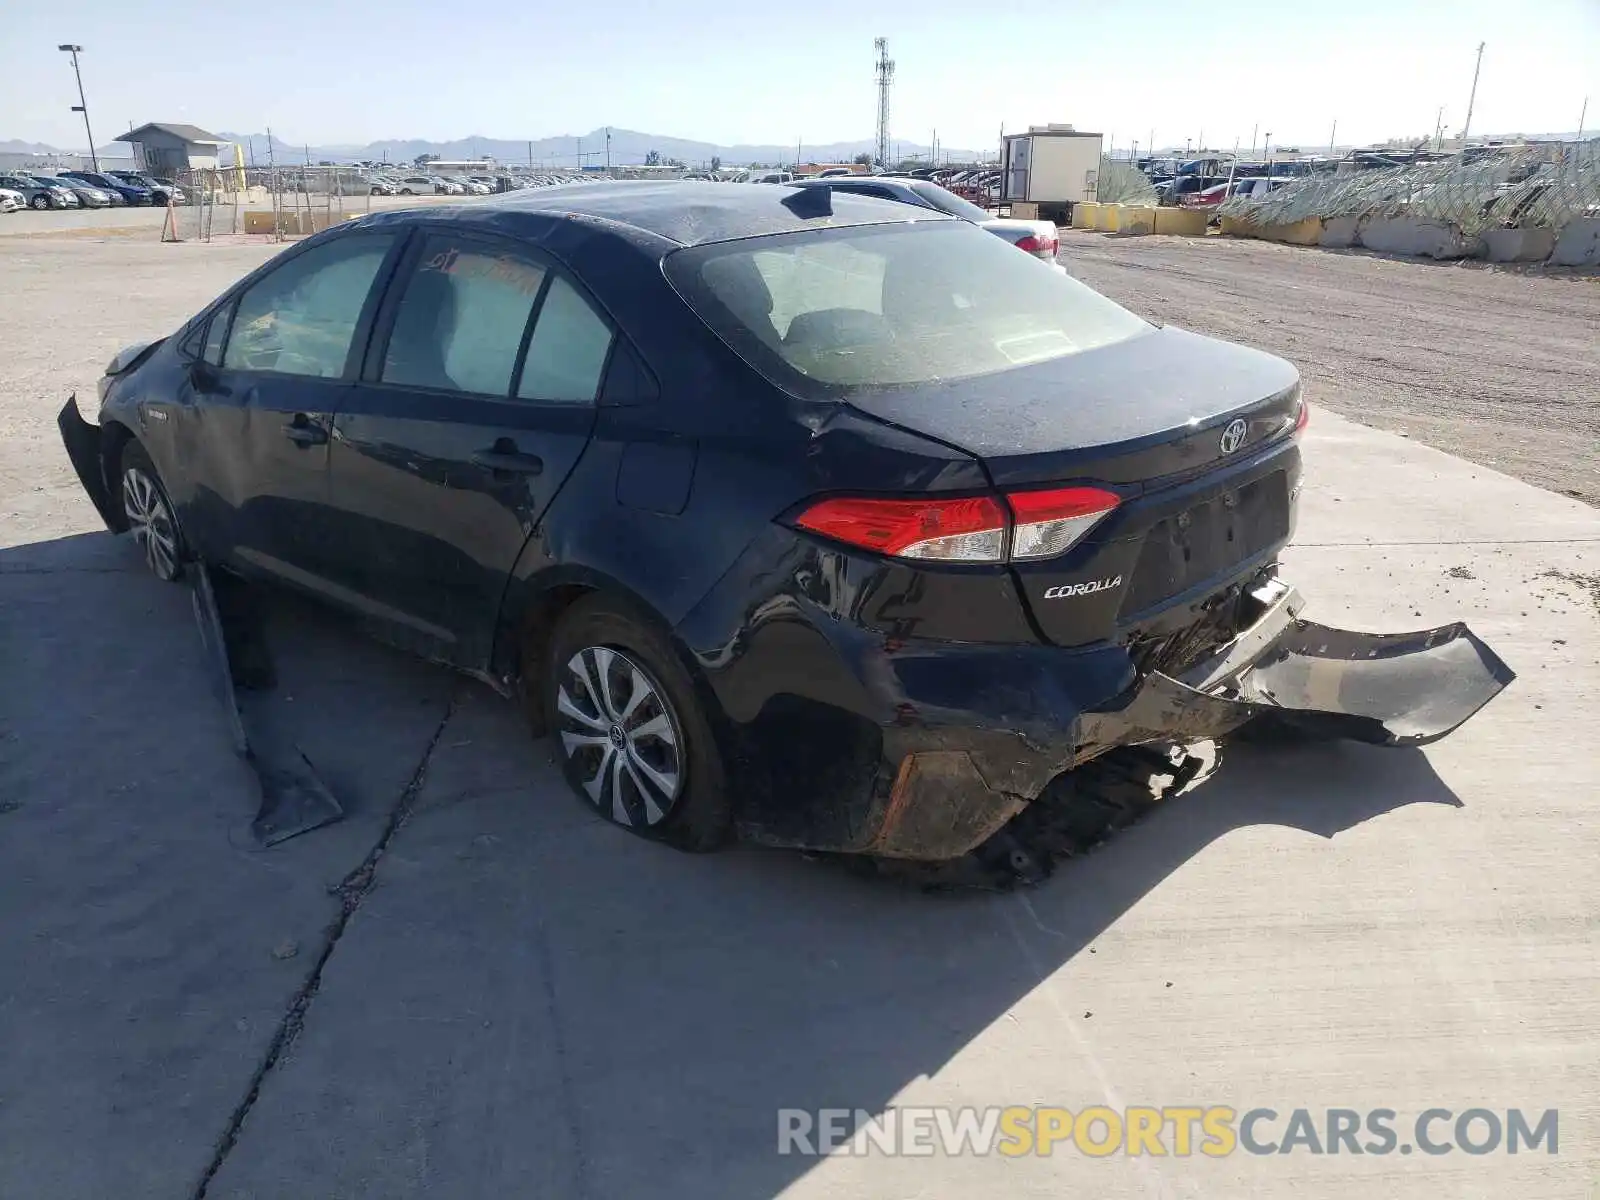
{"left": 1043, "top": 576, "right": 1122, "bottom": 600}
{"left": 1219, "top": 418, "right": 1249, "bottom": 454}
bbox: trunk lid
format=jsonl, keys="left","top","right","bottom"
{"left": 845, "top": 326, "right": 1304, "bottom": 650}
{"left": 844, "top": 325, "right": 1301, "bottom": 488}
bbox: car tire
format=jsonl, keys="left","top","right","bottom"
{"left": 543, "top": 595, "right": 731, "bottom": 852}
{"left": 117, "top": 441, "right": 187, "bottom": 582}
{"left": 401, "top": 188, "right": 415, "bottom": 195}
{"left": 30, "top": 194, "right": 50, "bottom": 210}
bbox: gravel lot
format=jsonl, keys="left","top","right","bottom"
{"left": 1058, "top": 231, "right": 1600, "bottom": 505}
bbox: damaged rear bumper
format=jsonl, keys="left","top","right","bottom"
{"left": 840, "top": 577, "right": 1514, "bottom": 861}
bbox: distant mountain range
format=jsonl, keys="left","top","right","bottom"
{"left": 2, "top": 128, "right": 983, "bottom": 167}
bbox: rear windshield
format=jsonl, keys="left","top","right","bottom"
{"left": 665, "top": 221, "right": 1147, "bottom": 397}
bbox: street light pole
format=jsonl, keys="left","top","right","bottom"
{"left": 58, "top": 44, "right": 98, "bottom": 172}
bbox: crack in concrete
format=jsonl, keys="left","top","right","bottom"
{"left": 189, "top": 689, "right": 459, "bottom": 1200}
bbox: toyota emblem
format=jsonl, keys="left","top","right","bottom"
{"left": 1219, "top": 418, "right": 1248, "bottom": 454}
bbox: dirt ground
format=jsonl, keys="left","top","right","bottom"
{"left": 1058, "top": 230, "right": 1600, "bottom": 505}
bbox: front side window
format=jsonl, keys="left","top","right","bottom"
{"left": 224, "top": 233, "right": 396, "bottom": 377}
{"left": 382, "top": 235, "right": 547, "bottom": 396}
{"left": 667, "top": 221, "right": 1148, "bottom": 396}
{"left": 516, "top": 276, "right": 613, "bottom": 403}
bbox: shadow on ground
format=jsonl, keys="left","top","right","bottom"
{"left": 0, "top": 530, "right": 1464, "bottom": 1200}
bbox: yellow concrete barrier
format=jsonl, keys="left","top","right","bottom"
{"left": 1220, "top": 215, "right": 1257, "bottom": 237}
{"left": 1257, "top": 218, "right": 1325, "bottom": 246}
{"left": 1094, "top": 204, "right": 1120, "bottom": 232}
{"left": 1072, "top": 202, "right": 1099, "bottom": 229}
{"left": 1154, "top": 207, "right": 1208, "bottom": 236}
{"left": 1117, "top": 206, "right": 1157, "bottom": 236}
{"left": 243, "top": 210, "right": 351, "bottom": 236}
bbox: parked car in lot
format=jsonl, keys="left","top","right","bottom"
{"left": 50, "top": 177, "right": 115, "bottom": 208}
{"left": 0, "top": 172, "right": 78, "bottom": 209}
{"left": 367, "top": 176, "right": 399, "bottom": 196}
{"left": 58, "top": 182, "right": 1510, "bottom": 864}
{"left": 109, "top": 171, "right": 186, "bottom": 205}
{"left": 0, "top": 187, "right": 23, "bottom": 213}
{"left": 789, "top": 175, "right": 1060, "bottom": 259}
{"left": 396, "top": 175, "right": 448, "bottom": 195}
{"left": 59, "top": 170, "right": 153, "bottom": 206}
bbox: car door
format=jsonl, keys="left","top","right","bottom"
{"left": 173, "top": 229, "right": 404, "bottom": 588}
{"left": 324, "top": 227, "right": 611, "bottom": 668}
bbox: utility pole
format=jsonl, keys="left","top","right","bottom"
{"left": 1328, "top": 119, "right": 1337, "bottom": 156}
{"left": 873, "top": 37, "right": 895, "bottom": 167}
{"left": 1434, "top": 107, "right": 1446, "bottom": 150}
{"left": 527, "top": 140, "right": 533, "bottom": 168}
{"left": 606, "top": 128, "right": 612, "bottom": 171}
{"left": 1249, "top": 123, "right": 1257, "bottom": 159}
{"left": 57, "top": 45, "right": 98, "bottom": 171}
{"left": 266, "top": 126, "right": 275, "bottom": 168}
{"left": 1461, "top": 41, "right": 1485, "bottom": 143}
{"left": 1578, "top": 96, "right": 1588, "bottom": 139}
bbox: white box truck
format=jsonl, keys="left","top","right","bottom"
{"left": 1000, "top": 126, "right": 1103, "bottom": 224}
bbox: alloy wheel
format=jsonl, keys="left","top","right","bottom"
{"left": 121, "top": 467, "right": 182, "bottom": 580}
{"left": 555, "top": 646, "right": 684, "bottom": 828}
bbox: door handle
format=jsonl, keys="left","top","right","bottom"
{"left": 282, "top": 414, "right": 328, "bottom": 447}
{"left": 471, "top": 442, "right": 543, "bottom": 475}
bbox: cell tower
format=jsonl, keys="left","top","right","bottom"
{"left": 874, "top": 37, "right": 895, "bottom": 168}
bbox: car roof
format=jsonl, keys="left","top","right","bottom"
{"left": 459, "top": 180, "right": 950, "bottom": 247}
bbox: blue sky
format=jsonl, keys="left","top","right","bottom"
{"left": 6, "top": 0, "right": 1597, "bottom": 152}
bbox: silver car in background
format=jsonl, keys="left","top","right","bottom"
{"left": 787, "top": 176, "right": 1060, "bottom": 259}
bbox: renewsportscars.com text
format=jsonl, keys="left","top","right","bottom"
{"left": 777, "top": 1106, "right": 1558, "bottom": 1158}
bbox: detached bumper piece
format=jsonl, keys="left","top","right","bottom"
{"left": 58, "top": 396, "right": 121, "bottom": 531}
{"left": 191, "top": 564, "right": 345, "bottom": 846}
{"left": 1080, "top": 578, "right": 1515, "bottom": 754}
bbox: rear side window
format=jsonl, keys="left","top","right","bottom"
{"left": 382, "top": 235, "right": 547, "bottom": 396}
{"left": 225, "top": 233, "right": 396, "bottom": 377}
{"left": 667, "top": 221, "right": 1147, "bottom": 397}
{"left": 515, "top": 276, "right": 613, "bottom": 404}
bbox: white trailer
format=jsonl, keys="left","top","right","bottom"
{"left": 1000, "top": 126, "right": 1103, "bottom": 224}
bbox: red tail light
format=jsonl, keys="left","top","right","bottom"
{"left": 1294, "top": 397, "right": 1310, "bottom": 435}
{"left": 793, "top": 486, "right": 1120, "bottom": 563}
{"left": 794, "top": 495, "right": 1008, "bottom": 561}
{"left": 1014, "top": 233, "right": 1059, "bottom": 257}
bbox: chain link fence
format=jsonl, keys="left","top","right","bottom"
{"left": 1217, "top": 142, "right": 1600, "bottom": 237}
{"left": 1096, "top": 157, "right": 1159, "bottom": 205}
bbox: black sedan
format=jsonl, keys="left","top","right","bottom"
{"left": 58, "top": 183, "right": 1510, "bottom": 861}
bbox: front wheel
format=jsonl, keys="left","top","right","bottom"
{"left": 543, "top": 597, "right": 731, "bottom": 851}
{"left": 118, "top": 441, "right": 187, "bottom": 581}
{"left": 30, "top": 194, "right": 50, "bottom": 210}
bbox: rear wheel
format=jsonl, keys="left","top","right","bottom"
{"left": 543, "top": 596, "right": 730, "bottom": 851}
{"left": 30, "top": 194, "right": 50, "bottom": 210}
{"left": 118, "top": 441, "right": 186, "bottom": 582}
